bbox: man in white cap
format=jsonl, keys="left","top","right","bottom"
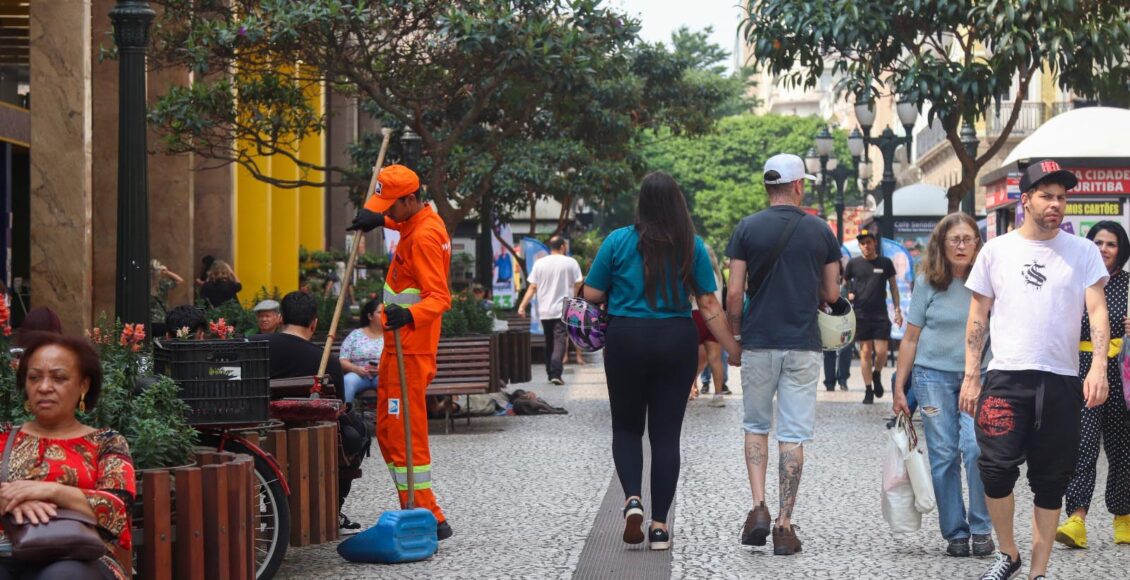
{"left": 252, "top": 299, "right": 282, "bottom": 334}
{"left": 725, "top": 153, "right": 841, "bottom": 555}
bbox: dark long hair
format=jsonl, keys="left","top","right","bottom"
{"left": 1086, "top": 220, "right": 1130, "bottom": 271}
{"left": 635, "top": 172, "right": 699, "bottom": 308}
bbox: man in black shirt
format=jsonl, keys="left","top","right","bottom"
{"left": 251, "top": 291, "right": 359, "bottom": 533}
{"left": 843, "top": 228, "right": 902, "bottom": 404}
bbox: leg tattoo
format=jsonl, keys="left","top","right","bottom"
{"left": 778, "top": 443, "right": 804, "bottom": 524}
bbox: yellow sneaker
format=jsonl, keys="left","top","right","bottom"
{"left": 1055, "top": 515, "right": 1088, "bottom": 549}
{"left": 1115, "top": 515, "right": 1130, "bottom": 545}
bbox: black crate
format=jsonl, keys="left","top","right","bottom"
{"left": 153, "top": 339, "right": 270, "bottom": 425}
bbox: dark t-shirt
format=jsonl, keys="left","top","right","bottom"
{"left": 844, "top": 256, "right": 896, "bottom": 319}
{"left": 726, "top": 206, "right": 840, "bottom": 351}
{"left": 200, "top": 280, "right": 242, "bottom": 308}
{"left": 253, "top": 332, "right": 345, "bottom": 398}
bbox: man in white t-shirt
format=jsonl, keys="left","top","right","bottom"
{"left": 960, "top": 160, "right": 1110, "bottom": 580}
{"left": 517, "top": 236, "right": 583, "bottom": 385}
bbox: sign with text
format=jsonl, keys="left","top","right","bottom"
{"left": 1069, "top": 168, "right": 1130, "bottom": 195}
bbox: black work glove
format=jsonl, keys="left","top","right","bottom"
{"left": 347, "top": 209, "right": 384, "bottom": 232}
{"left": 384, "top": 304, "right": 414, "bottom": 330}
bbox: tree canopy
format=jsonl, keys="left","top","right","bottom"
{"left": 743, "top": 0, "right": 1130, "bottom": 210}
{"left": 148, "top": 0, "right": 739, "bottom": 233}
{"left": 626, "top": 114, "right": 857, "bottom": 251}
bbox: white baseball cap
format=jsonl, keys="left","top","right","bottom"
{"left": 763, "top": 153, "right": 816, "bottom": 185}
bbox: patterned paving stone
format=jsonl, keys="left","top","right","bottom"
{"left": 277, "top": 360, "right": 1126, "bottom": 579}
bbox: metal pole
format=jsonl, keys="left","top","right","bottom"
{"left": 817, "top": 157, "right": 828, "bottom": 218}
{"left": 111, "top": 0, "right": 155, "bottom": 326}
{"left": 876, "top": 128, "right": 899, "bottom": 241}
{"left": 961, "top": 122, "right": 980, "bottom": 217}
{"left": 834, "top": 174, "right": 846, "bottom": 245}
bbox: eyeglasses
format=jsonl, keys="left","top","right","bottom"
{"left": 945, "top": 236, "right": 977, "bottom": 248}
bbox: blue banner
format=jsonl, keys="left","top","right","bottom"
{"left": 520, "top": 237, "right": 551, "bottom": 335}
{"left": 842, "top": 238, "right": 915, "bottom": 340}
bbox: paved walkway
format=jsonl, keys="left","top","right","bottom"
{"left": 277, "top": 359, "right": 1124, "bottom": 579}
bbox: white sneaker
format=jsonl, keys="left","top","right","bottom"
{"left": 709, "top": 394, "right": 725, "bottom": 407}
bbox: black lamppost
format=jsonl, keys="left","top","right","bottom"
{"left": 960, "top": 121, "right": 980, "bottom": 216}
{"left": 111, "top": 0, "right": 155, "bottom": 326}
{"left": 400, "top": 127, "right": 422, "bottom": 172}
{"left": 854, "top": 92, "right": 918, "bottom": 240}
{"left": 808, "top": 128, "right": 866, "bottom": 244}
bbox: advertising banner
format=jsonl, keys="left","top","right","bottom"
{"left": 520, "top": 237, "right": 551, "bottom": 335}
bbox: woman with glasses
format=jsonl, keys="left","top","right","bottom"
{"left": 1056, "top": 220, "right": 1130, "bottom": 548}
{"left": 891, "top": 213, "right": 994, "bottom": 558}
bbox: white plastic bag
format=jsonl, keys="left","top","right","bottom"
{"left": 882, "top": 423, "right": 921, "bottom": 533}
{"left": 894, "top": 414, "right": 937, "bottom": 513}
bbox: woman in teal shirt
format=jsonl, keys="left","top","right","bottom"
{"left": 583, "top": 172, "right": 741, "bottom": 551}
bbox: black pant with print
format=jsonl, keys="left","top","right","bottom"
{"left": 975, "top": 370, "right": 1083, "bottom": 510}
{"left": 1064, "top": 352, "right": 1130, "bottom": 516}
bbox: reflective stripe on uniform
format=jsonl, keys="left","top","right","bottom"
{"left": 383, "top": 283, "right": 422, "bottom": 306}
{"left": 386, "top": 461, "right": 432, "bottom": 491}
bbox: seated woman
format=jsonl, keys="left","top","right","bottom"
{"left": 338, "top": 299, "right": 385, "bottom": 403}
{"left": 0, "top": 332, "right": 136, "bottom": 580}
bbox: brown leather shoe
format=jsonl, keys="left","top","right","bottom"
{"left": 772, "top": 525, "right": 802, "bottom": 555}
{"left": 740, "top": 502, "right": 772, "bottom": 546}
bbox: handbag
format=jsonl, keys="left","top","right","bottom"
{"left": 881, "top": 419, "right": 921, "bottom": 533}
{"left": 0, "top": 427, "right": 107, "bottom": 563}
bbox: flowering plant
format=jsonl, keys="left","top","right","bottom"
{"left": 208, "top": 318, "right": 235, "bottom": 339}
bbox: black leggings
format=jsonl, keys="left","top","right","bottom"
{"left": 0, "top": 559, "right": 112, "bottom": 580}
{"left": 603, "top": 315, "right": 698, "bottom": 524}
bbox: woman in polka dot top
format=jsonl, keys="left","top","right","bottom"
{"left": 1057, "top": 220, "right": 1130, "bottom": 548}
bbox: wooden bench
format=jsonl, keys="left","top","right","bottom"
{"left": 428, "top": 334, "right": 499, "bottom": 433}
{"left": 269, "top": 375, "right": 339, "bottom": 400}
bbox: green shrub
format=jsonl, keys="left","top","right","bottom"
{"left": 441, "top": 292, "right": 494, "bottom": 337}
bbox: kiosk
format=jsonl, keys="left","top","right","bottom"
{"left": 982, "top": 107, "right": 1130, "bottom": 239}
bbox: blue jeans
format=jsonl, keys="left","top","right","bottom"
{"left": 911, "top": 365, "right": 991, "bottom": 541}
{"left": 822, "top": 344, "right": 852, "bottom": 387}
{"left": 343, "top": 372, "right": 378, "bottom": 403}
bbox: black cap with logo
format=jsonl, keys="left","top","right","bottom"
{"left": 1020, "top": 159, "right": 1079, "bottom": 193}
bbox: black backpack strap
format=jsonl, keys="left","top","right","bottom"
{"left": 746, "top": 211, "right": 803, "bottom": 299}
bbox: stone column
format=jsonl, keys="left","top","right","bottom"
{"left": 326, "top": 87, "right": 358, "bottom": 252}
{"left": 30, "top": 0, "right": 94, "bottom": 333}
{"left": 148, "top": 66, "right": 194, "bottom": 309}
{"left": 91, "top": 0, "right": 118, "bottom": 320}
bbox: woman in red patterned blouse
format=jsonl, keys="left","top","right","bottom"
{"left": 0, "top": 332, "right": 135, "bottom": 580}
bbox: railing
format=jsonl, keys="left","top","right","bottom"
{"left": 988, "top": 101, "right": 1044, "bottom": 136}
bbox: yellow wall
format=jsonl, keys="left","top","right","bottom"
{"left": 233, "top": 69, "right": 326, "bottom": 304}
{"left": 234, "top": 145, "right": 272, "bottom": 305}
{"left": 299, "top": 76, "right": 326, "bottom": 253}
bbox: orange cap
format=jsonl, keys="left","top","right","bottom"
{"left": 365, "top": 164, "right": 420, "bottom": 213}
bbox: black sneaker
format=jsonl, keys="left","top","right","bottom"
{"left": 721, "top": 386, "right": 733, "bottom": 395}
{"left": 972, "top": 534, "right": 995, "bottom": 557}
{"left": 700, "top": 383, "right": 710, "bottom": 394}
{"left": 838, "top": 380, "right": 849, "bottom": 391}
{"left": 979, "top": 552, "right": 1021, "bottom": 580}
{"left": 946, "top": 537, "right": 971, "bottom": 557}
{"left": 862, "top": 386, "right": 874, "bottom": 405}
{"left": 648, "top": 527, "right": 671, "bottom": 551}
{"left": 436, "top": 520, "right": 453, "bottom": 541}
{"left": 872, "top": 370, "right": 884, "bottom": 398}
{"left": 623, "top": 498, "right": 644, "bottom": 544}
{"left": 824, "top": 381, "right": 836, "bottom": 392}
{"left": 339, "top": 513, "right": 362, "bottom": 536}
{"left": 550, "top": 377, "right": 565, "bottom": 386}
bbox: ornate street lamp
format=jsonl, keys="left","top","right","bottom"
{"left": 400, "top": 127, "right": 422, "bottom": 172}
{"left": 960, "top": 121, "right": 980, "bottom": 216}
{"left": 854, "top": 90, "right": 917, "bottom": 240}
{"left": 111, "top": 0, "right": 156, "bottom": 326}
{"left": 813, "top": 130, "right": 862, "bottom": 245}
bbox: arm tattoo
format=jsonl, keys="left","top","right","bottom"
{"left": 966, "top": 319, "right": 986, "bottom": 369}
{"left": 778, "top": 443, "right": 804, "bottom": 522}
{"left": 1090, "top": 323, "right": 1110, "bottom": 364}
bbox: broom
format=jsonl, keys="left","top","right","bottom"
{"left": 270, "top": 127, "right": 395, "bottom": 423}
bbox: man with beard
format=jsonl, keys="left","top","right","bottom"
{"left": 960, "top": 160, "right": 1110, "bottom": 580}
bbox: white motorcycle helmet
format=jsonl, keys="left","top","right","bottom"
{"left": 818, "top": 297, "right": 856, "bottom": 351}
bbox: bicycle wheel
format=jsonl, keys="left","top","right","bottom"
{"left": 197, "top": 433, "right": 291, "bottom": 580}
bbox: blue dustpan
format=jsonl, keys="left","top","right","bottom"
{"left": 337, "top": 508, "right": 437, "bottom": 563}
{"left": 339, "top": 329, "right": 439, "bottom": 564}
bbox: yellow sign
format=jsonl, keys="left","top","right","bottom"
{"left": 1065, "top": 201, "right": 1122, "bottom": 216}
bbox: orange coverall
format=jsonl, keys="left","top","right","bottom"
{"left": 369, "top": 202, "right": 452, "bottom": 523}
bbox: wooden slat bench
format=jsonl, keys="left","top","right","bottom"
{"left": 504, "top": 314, "right": 545, "bottom": 363}
{"left": 427, "top": 334, "right": 499, "bottom": 434}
